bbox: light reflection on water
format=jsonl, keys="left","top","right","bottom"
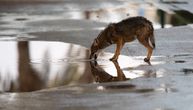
{"left": 0, "top": 41, "right": 90, "bottom": 92}
{"left": 0, "top": 41, "right": 165, "bottom": 92}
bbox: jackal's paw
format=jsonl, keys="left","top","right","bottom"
{"left": 110, "top": 57, "right": 117, "bottom": 61}
{"left": 144, "top": 58, "right": 151, "bottom": 65}
{"left": 144, "top": 58, "right": 150, "bottom": 62}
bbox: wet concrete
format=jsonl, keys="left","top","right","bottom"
{"left": 1, "top": 0, "right": 193, "bottom": 110}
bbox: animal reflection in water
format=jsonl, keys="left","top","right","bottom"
{"left": 90, "top": 61, "right": 160, "bottom": 83}
{"left": 90, "top": 60, "right": 130, "bottom": 83}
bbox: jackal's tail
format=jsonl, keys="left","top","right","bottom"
{"left": 148, "top": 33, "right": 155, "bottom": 49}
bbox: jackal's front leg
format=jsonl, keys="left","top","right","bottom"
{"left": 110, "top": 39, "right": 124, "bottom": 61}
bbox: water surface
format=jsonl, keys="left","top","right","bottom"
{"left": 0, "top": 41, "right": 160, "bottom": 92}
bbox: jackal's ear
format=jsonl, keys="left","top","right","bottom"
{"left": 109, "top": 23, "right": 115, "bottom": 31}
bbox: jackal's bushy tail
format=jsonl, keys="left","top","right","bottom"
{"left": 149, "top": 33, "right": 155, "bottom": 49}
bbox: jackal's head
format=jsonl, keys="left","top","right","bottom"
{"left": 90, "top": 38, "right": 100, "bottom": 59}
{"left": 90, "top": 23, "right": 115, "bottom": 60}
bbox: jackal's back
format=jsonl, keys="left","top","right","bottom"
{"left": 115, "top": 16, "right": 154, "bottom": 37}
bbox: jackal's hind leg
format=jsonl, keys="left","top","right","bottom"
{"left": 138, "top": 37, "right": 153, "bottom": 64}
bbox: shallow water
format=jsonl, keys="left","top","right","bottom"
{"left": 0, "top": 41, "right": 90, "bottom": 92}
{"left": 0, "top": 41, "right": 145, "bottom": 92}
{"left": 1, "top": 40, "right": 193, "bottom": 92}
{"left": 0, "top": 41, "right": 157, "bottom": 92}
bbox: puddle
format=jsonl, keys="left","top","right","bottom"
{"left": 0, "top": 40, "right": 191, "bottom": 93}
{"left": 0, "top": 41, "right": 161, "bottom": 92}
{"left": 0, "top": 41, "right": 90, "bottom": 92}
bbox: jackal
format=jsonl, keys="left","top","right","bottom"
{"left": 90, "top": 16, "right": 155, "bottom": 63}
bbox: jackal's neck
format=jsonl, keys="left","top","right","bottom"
{"left": 96, "top": 36, "right": 112, "bottom": 50}
{"left": 96, "top": 25, "right": 114, "bottom": 49}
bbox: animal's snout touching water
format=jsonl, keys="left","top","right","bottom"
{"left": 90, "top": 16, "right": 155, "bottom": 64}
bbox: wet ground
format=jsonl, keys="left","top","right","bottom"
{"left": 1, "top": 0, "right": 193, "bottom": 110}
{"left": 1, "top": 39, "right": 193, "bottom": 91}
{"left": 0, "top": 39, "right": 193, "bottom": 110}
